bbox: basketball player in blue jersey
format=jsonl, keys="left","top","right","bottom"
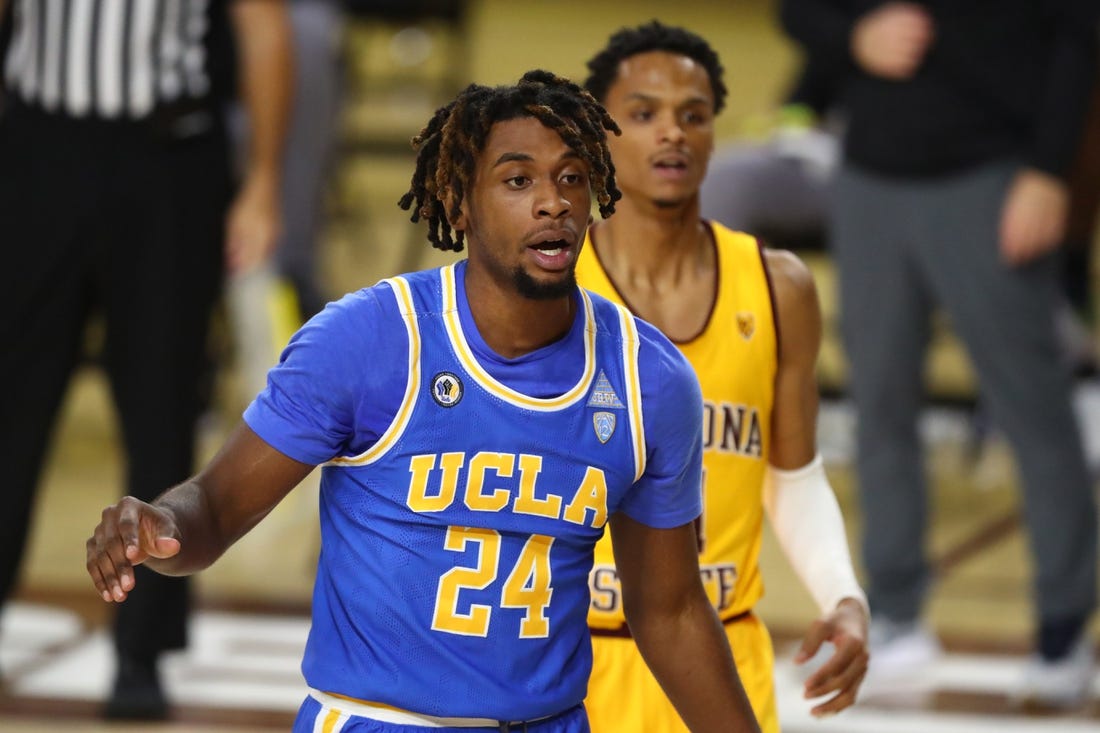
{"left": 86, "top": 70, "right": 763, "bottom": 733}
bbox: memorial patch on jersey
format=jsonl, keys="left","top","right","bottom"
{"left": 431, "top": 371, "right": 463, "bottom": 407}
{"left": 586, "top": 370, "right": 625, "bottom": 409}
{"left": 593, "top": 411, "right": 616, "bottom": 443}
{"left": 736, "top": 312, "right": 755, "bottom": 340}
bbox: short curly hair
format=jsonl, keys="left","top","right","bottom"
{"left": 584, "top": 20, "right": 727, "bottom": 114}
{"left": 398, "top": 70, "right": 622, "bottom": 252}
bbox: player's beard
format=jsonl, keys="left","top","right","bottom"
{"left": 512, "top": 267, "right": 576, "bottom": 300}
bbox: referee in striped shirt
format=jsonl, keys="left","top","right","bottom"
{"left": 0, "top": 0, "right": 291, "bottom": 720}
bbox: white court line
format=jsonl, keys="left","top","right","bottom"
{"left": 5, "top": 605, "right": 309, "bottom": 711}
{"left": 0, "top": 602, "right": 85, "bottom": 676}
{"left": 774, "top": 655, "right": 1100, "bottom": 733}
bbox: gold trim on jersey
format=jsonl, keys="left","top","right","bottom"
{"left": 617, "top": 307, "right": 647, "bottom": 482}
{"left": 441, "top": 263, "right": 597, "bottom": 411}
{"left": 329, "top": 277, "right": 420, "bottom": 467}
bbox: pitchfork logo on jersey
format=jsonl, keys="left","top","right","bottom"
{"left": 593, "top": 411, "right": 616, "bottom": 443}
{"left": 431, "top": 371, "right": 463, "bottom": 407}
{"left": 736, "top": 312, "right": 755, "bottom": 340}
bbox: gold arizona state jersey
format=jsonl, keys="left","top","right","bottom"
{"left": 581, "top": 222, "right": 777, "bottom": 628}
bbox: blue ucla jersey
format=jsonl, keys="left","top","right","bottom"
{"left": 245, "top": 261, "right": 703, "bottom": 721}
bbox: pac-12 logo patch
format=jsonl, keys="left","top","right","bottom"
{"left": 593, "top": 411, "right": 616, "bottom": 443}
{"left": 431, "top": 371, "right": 463, "bottom": 407}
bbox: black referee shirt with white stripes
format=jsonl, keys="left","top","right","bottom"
{"left": 2, "top": 0, "right": 236, "bottom": 121}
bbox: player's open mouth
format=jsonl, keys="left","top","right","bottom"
{"left": 533, "top": 240, "right": 568, "bottom": 256}
{"left": 527, "top": 236, "right": 574, "bottom": 271}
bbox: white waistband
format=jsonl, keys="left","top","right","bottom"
{"left": 309, "top": 689, "right": 556, "bottom": 729}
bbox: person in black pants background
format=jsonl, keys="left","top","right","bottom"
{"left": 779, "top": 0, "right": 1098, "bottom": 708}
{"left": 0, "top": 0, "right": 291, "bottom": 720}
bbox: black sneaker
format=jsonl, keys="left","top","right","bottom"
{"left": 104, "top": 654, "right": 168, "bottom": 720}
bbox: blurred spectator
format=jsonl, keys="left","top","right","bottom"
{"left": 0, "top": 0, "right": 291, "bottom": 720}
{"left": 228, "top": 0, "right": 347, "bottom": 402}
{"left": 780, "top": 0, "right": 1099, "bottom": 708}
{"left": 274, "top": 0, "right": 345, "bottom": 321}
{"left": 700, "top": 58, "right": 841, "bottom": 253}
{"left": 703, "top": 48, "right": 1100, "bottom": 381}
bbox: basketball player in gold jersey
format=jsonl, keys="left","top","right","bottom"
{"left": 579, "top": 22, "right": 869, "bottom": 732}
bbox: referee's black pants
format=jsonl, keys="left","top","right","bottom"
{"left": 0, "top": 105, "right": 230, "bottom": 661}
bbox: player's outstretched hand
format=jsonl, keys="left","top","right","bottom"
{"left": 86, "top": 496, "right": 181, "bottom": 603}
{"left": 796, "top": 598, "right": 869, "bottom": 717}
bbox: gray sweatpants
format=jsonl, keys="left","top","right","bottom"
{"left": 832, "top": 160, "right": 1097, "bottom": 626}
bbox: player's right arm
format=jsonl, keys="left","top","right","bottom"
{"left": 87, "top": 284, "right": 405, "bottom": 603}
{"left": 613, "top": 515, "right": 762, "bottom": 733}
{"left": 86, "top": 425, "right": 313, "bottom": 602}
{"left": 613, "top": 322, "right": 761, "bottom": 732}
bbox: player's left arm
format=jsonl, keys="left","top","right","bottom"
{"left": 763, "top": 248, "right": 869, "bottom": 716}
{"left": 225, "top": 0, "right": 293, "bottom": 273}
{"left": 612, "top": 515, "right": 762, "bottom": 733}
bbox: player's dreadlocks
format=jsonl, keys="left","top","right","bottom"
{"left": 398, "top": 69, "right": 622, "bottom": 252}
{"left": 583, "top": 20, "right": 727, "bottom": 114}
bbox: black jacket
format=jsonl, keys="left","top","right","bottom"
{"left": 779, "top": 0, "right": 1098, "bottom": 178}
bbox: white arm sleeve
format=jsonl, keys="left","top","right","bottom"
{"left": 763, "top": 454, "right": 869, "bottom": 617}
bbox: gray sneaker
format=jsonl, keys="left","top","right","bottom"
{"left": 1019, "top": 632, "right": 1096, "bottom": 709}
{"left": 863, "top": 618, "right": 942, "bottom": 695}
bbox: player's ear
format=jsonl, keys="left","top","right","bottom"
{"left": 443, "top": 187, "right": 468, "bottom": 232}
